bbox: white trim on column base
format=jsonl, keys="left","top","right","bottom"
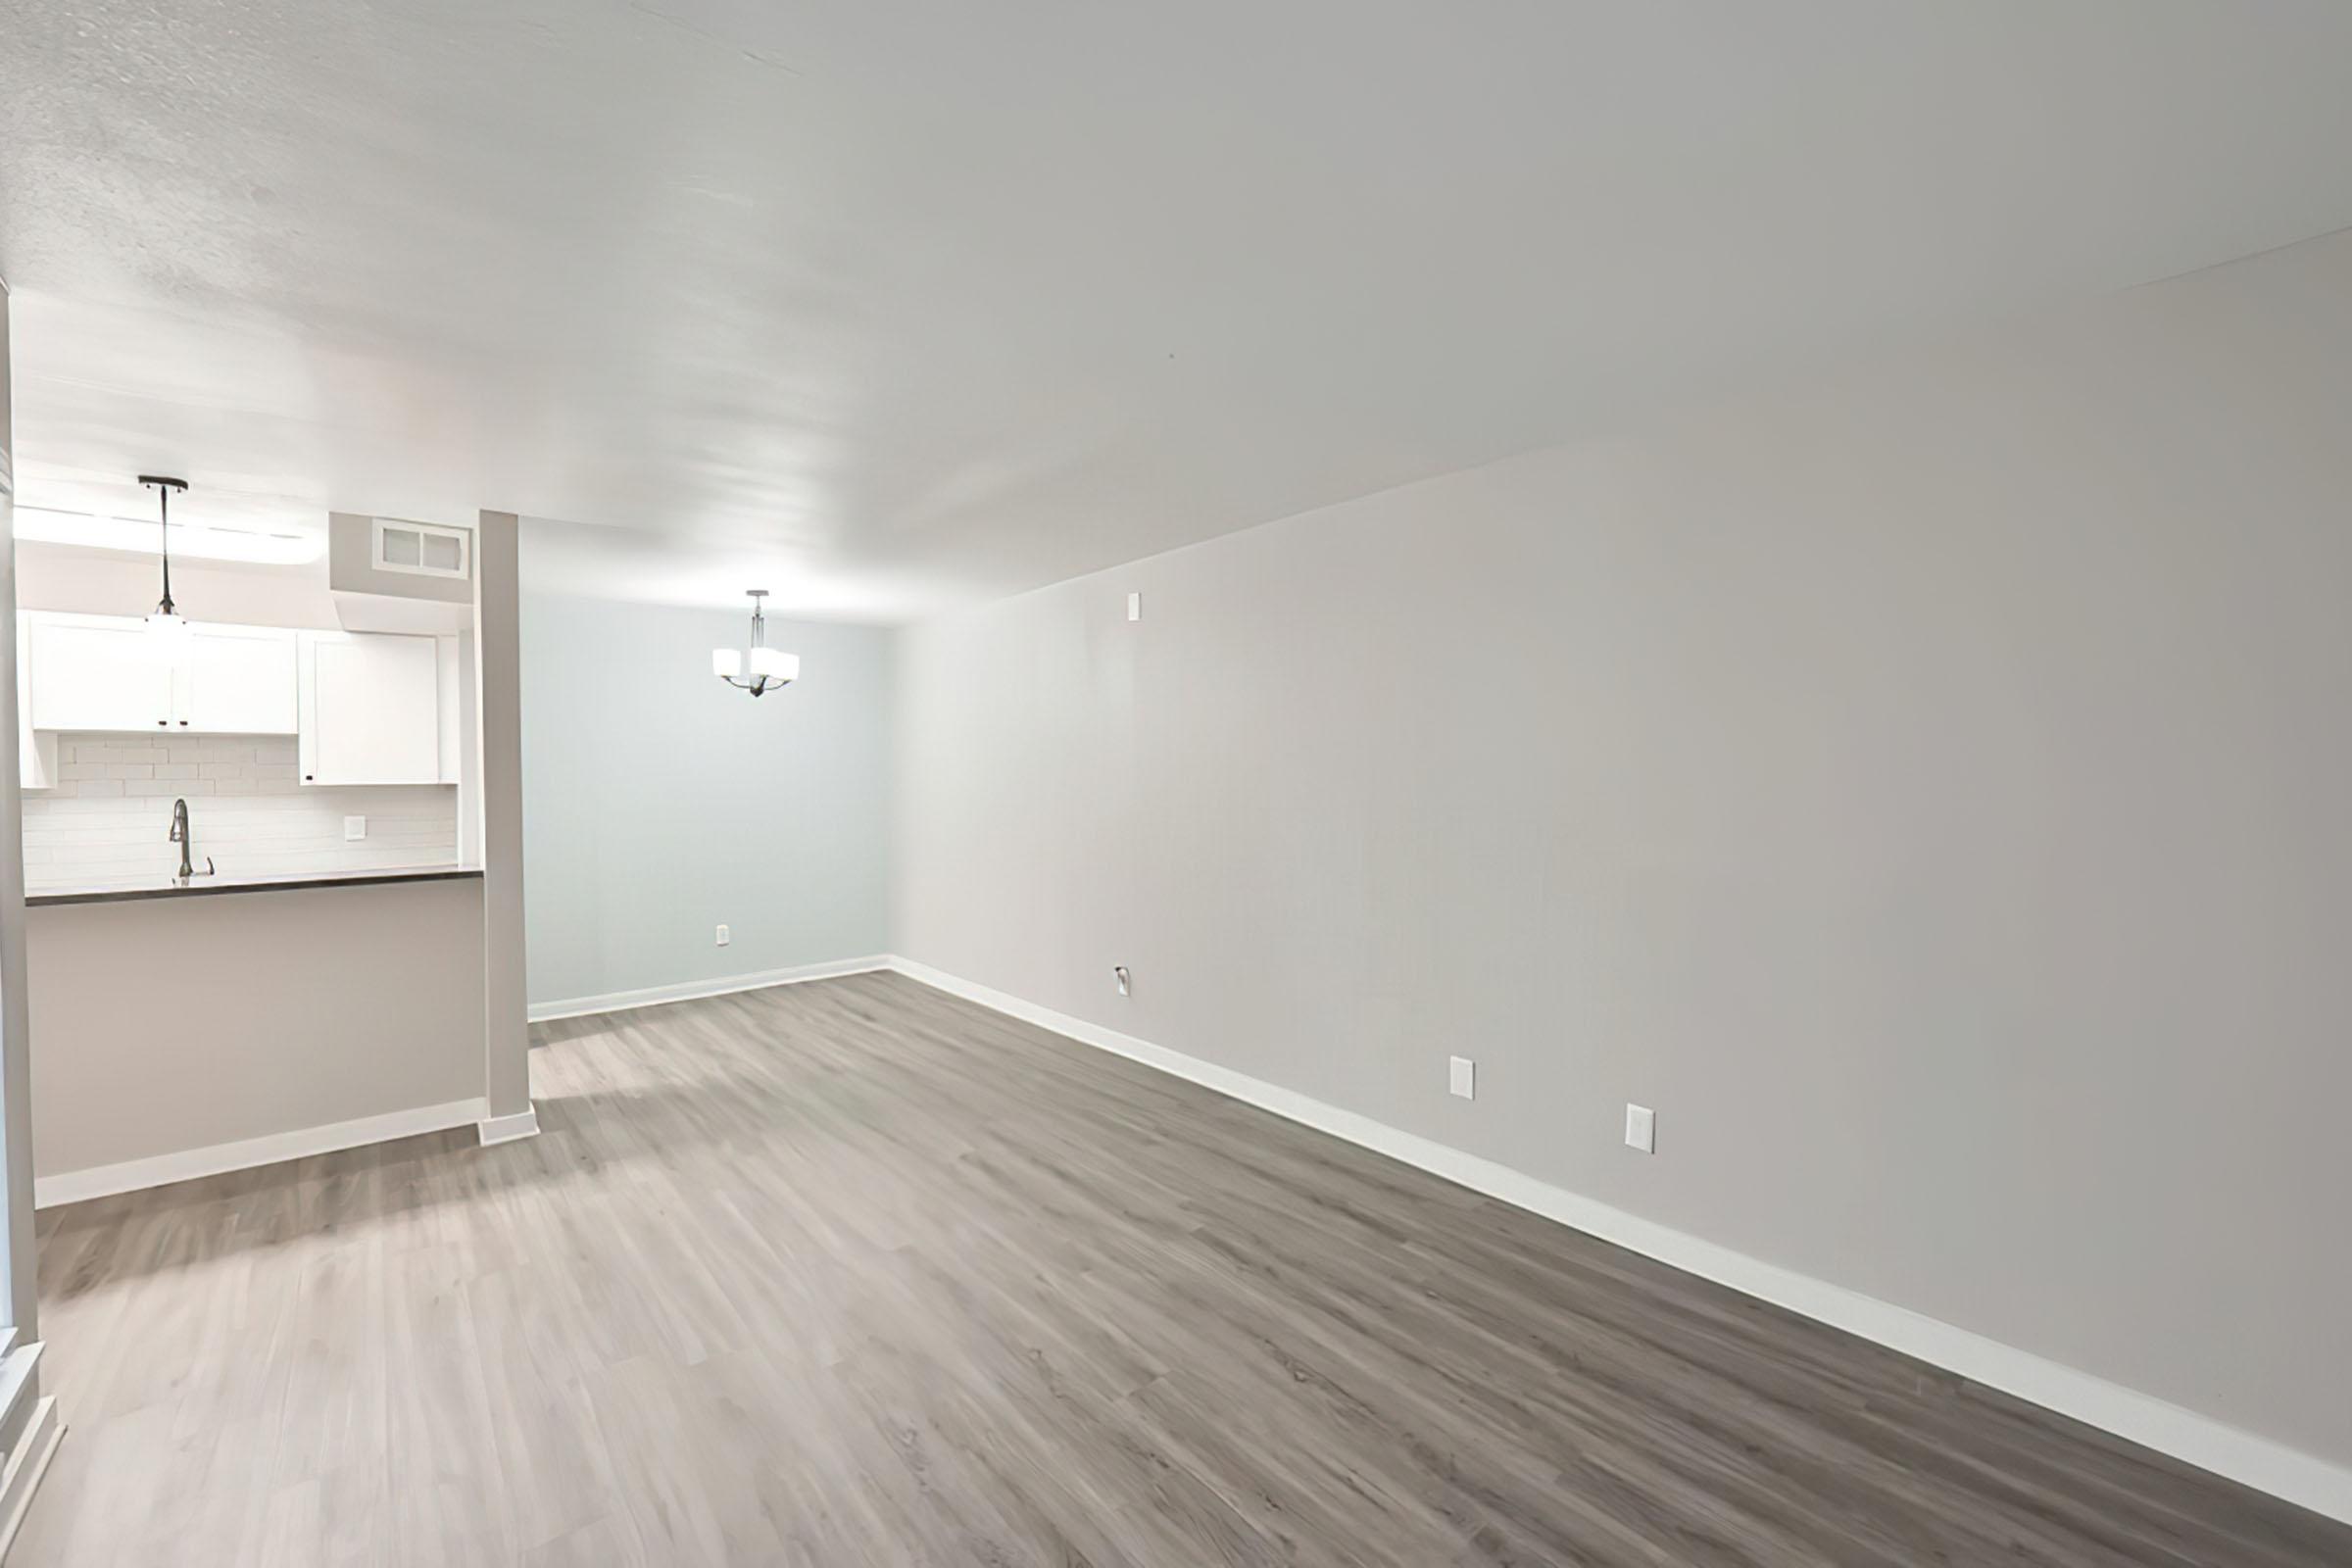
{"left": 526, "top": 956, "right": 892, "bottom": 1022}
{"left": 477, "top": 1105, "right": 540, "bottom": 1146}
{"left": 32, "top": 1097, "right": 490, "bottom": 1208}
{"left": 0, "top": 1394, "right": 64, "bottom": 1557}
{"left": 880, "top": 956, "right": 2352, "bottom": 1528}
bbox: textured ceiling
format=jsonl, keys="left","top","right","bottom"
{"left": 5, "top": 2, "right": 2352, "bottom": 619}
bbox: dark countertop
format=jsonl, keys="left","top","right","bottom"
{"left": 26, "top": 865, "right": 484, "bottom": 907}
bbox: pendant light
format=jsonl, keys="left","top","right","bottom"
{"left": 137, "top": 474, "right": 192, "bottom": 645}
{"left": 712, "top": 589, "right": 799, "bottom": 697}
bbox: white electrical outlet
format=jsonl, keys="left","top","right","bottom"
{"left": 343, "top": 815, "right": 367, "bottom": 841}
{"left": 1448, "top": 1056, "right": 1475, "bottom": 1100}
{"left": 715, "top": 924, "right": 731, "bottom": 947}
{"left": 1126, "top": 592, "right": 1142, "bottom": 621}
{"left": 1113, "top": 965, "right": 1131, "bottom": 996}
{"left": 1625, "top": 1103, "right": 1656, "bottom": 1153}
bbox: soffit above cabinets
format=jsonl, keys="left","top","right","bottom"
{"left": 327, "top": 512, "right": 475, "bottom": 634}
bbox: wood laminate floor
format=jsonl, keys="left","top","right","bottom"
{"left": 14, "top": 971, "right": 2349, "bottom": 1565}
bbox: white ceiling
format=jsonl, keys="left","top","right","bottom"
{"left": 5, "top": 2, "right": 2352, "bottom": 621}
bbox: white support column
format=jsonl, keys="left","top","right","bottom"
{"left": 0, "top": 277, "right": 66, "bottom": 1552}
{"left": 473, "top": 510, "right": 535, "bottom": 1143}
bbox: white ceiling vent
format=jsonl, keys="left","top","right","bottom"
{"left": 373, "top": 517, "right": 470, "bottom": 580}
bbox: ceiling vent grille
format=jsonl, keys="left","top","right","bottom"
{"left": 372, "top": 518, "right": 469, "bottom": 580}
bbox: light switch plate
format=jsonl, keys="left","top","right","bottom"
{"left": 1449, "top": 1056, "right": 1475, "bottom": 1100}
{"left": 1126, "top": 592, "right": 1142, "bottom": 621}
{"left": 715, "top": 924, "right": 731, "bottom": 947}
{"left": 1625, "top": 1103, "right": 1656, "bottom": 1153}
{"left": 343, "top": 815, "right": 366, "bottom": 841}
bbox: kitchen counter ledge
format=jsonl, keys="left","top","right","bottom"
{"left": 26, "top": 865, "right": 483, "bottom": 907}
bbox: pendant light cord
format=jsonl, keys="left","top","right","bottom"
{"left": 157, "top": 483, "right": 175, "bottom": 614}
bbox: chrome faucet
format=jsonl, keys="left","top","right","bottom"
{"left": 167, "top": 798, "right": 214, "bottom": 883}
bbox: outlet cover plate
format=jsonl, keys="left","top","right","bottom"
{"left": 1449, "top": 1056, "right": 1475, "bottom": 1099}
{"left": 1625, "top": 1103, "right": 1656, "bottom": 1153}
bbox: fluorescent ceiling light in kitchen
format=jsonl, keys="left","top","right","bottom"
{"left": 12, "top": 506, "right": 323, "bottom": 566}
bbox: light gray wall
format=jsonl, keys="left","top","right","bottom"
{"left": 893, "top": 231, "right": 2352, "bottom": 1469}
{"left": 518, "top": 584, "right": 893, "bottom": 1009}
{"left": 29, "top": 878, "right": 487, "bottom": 1180}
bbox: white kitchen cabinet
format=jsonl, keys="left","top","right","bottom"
{"left": 181, "top": 625, "right": 298, "bottom": 733}
{"left": 27, "top": 614, "right": 176, "bottom": 732}
{"left": 20, "top": 612, "right": 449, "bottom": 782}
{"left": 24, "top": 612, "right": 298, "bottom": 734}
{"left": 298, "top": 630, "right": 444, "bottom": 785}
{"left": 17, "top": 617, "right": 57, "bottom": 789}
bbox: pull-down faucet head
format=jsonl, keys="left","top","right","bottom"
{"left": 169, "top": 798, "right": 193, "bottom": 880}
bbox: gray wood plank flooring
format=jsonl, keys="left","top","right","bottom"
{"left": 14, "top": 970, "right": 2349, "bottom": 1564}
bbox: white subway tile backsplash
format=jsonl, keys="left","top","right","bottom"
{"left": 23, "top": 732, "right": 459, "bottom": 891}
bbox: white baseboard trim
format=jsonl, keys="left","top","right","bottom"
{"left": 527, "top": 955, "right": 893, "bottom": 1023}
{"left": 476, "top": 1104, "right": 541, "bottom": 1147}
{"left": 32, "top": 1097, "right": 490, "bottom": 1209}
{"left": 882, "top": 955, "right": 2352, "bottom": 1528}
{"left": 0, "top": 1395, "right": 64, "bottom": 1559}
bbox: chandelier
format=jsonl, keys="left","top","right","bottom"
{"left": 711, "top": 590, "right": 799, "bottom": 698}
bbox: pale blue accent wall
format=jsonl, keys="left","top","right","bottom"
{"left": 518, "top": 581, "right": 892, "bottom": 1008}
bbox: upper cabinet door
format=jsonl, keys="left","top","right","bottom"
{"left": 299, "top": 631, "right": 442, "bottom": 785}
{"left": 26, "top": 615, "right": 175, "bottom": 732}
{"left": 18, "top": 617, "right": 57, "bottom": 789}
{"left": 182, "top": 625, "right": 298, "bottom": 734}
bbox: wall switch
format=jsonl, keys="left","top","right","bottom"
{"left": 1126, "top": 592, "right": 1142, "bottom": 621}
{"left": 343, "top": 815, "right": 367, "bottom": 841}
{"left": 1449, "top": 1056, "right": 1475, "bottom": 1100}
{"left": 715, "top": 924, "right": 731, "bottom": 947}
{"left": 1113, "top": 964, "right": 1131, "bottom": 997}
{"left": 1625, "top": 1103, "right": 1656, "bottom": 1153}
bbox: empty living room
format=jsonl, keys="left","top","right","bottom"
{"left": 0, "top": 3, "right": 2349, "bottom": 1564}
